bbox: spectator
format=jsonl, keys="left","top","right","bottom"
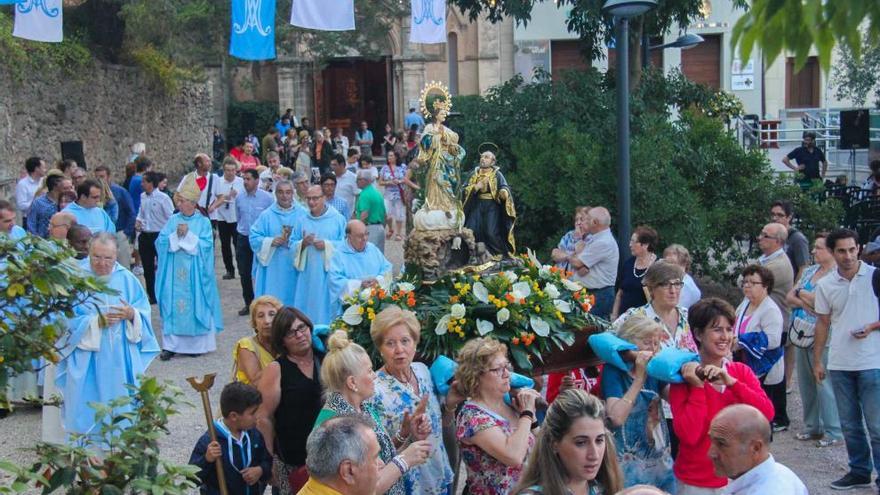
{"left": 95, "top": 174, "right": 119, "bottom": 225}
{"left": 312, "top": 131, "right": 332, "bottom": 177}
{"left": 294, "top": 135, "right": 314, "bottom": 180}
{"left": 785, "top": 232, "right": 841, "bottom": 447}
{"left": 0, "top": 199, "right": 26, "bottom": 239}
{"left": 63, "top": 180, "right": 116, "bottom": 234}
{"left": 331, "top": 154, "right": 359, "bottom": 217}
{"left": 239, "top": 141, "right": 261, "bottom": 172}
{"left": 234, "top": 169, "right": 274, "bottom": 315}
{"left": 355, "top": 121, "right": 374, "bottom": 160}
{"left": 404, "top": 107, "right": 425, "bottom": 133}
{"left": 769, "top": 200, "right": 810, "bottom": 281}
{"left": 177, "top": 153, "right": 219, "bottom": 215}
{"left": 208, "top": 158, "right": 244, "bottom": 280}
{"left": 70, "top": 167, "right": 87, "bottom": 188}
{"left": 321, "top": 174, "right": 351, "bottom": 220}
{"left": 15, "top": 156, "right": 47, "bottom": 222}
{"left": 128, "top": 157, "right": 153, "bottom": 218}
{"left": 128, "top": 142, "right": 146, "bottom": 164}
{"left": 262, "top": 127, "right": 280, "bottom": 158}
{"left": 734, "top": 265, "right": 787, "bottom": 432}
{"left": 757, "top": 222, "right": 795, "bottom": 395}
{"left": 299, "top": 117, "right": 314, "bottom": 136}
{"left": 570, "top": 207, "right": 619, "bottom": 319}
{"left": 382, "top": 123, "right": 397, "bottom": 156}
{"left": 315, "top": 330, "right": 432, "bottom": 495}
{"left": 612, "top": 226, "right": 659, "bottom": 320}
{"left": 813, "top": 228, "right": 880, "bottom": 491}
{"left": 861, "top": 159, "right": 880, "bottom": 195}
{"left": 275, "top": 116, "right": 292, "bottom": 138}
{"left": 346, "top": 148, "right": 361, "bottom": 173}
{"left": 333, "top": 127, "right": 350, "bottom": 158}
{"left": 256, "top": 307, "right": 324, "bottom": 494}
{"left": 406, "top": 128, "right": 419, "bottom": 152}
{"left": 47, "top": 211, "right": 76, "bottom": 242}
{"left": 56, "top": 158, "right": 79, "bottom": 181}
{"left": 94, "top": 165, "right": 135, "bottom": 269}
{"left": 551, "top": 206, "right": 590, "bottom": 273}
{"left": 663, "top": 244, "right": 701, "bottom": 308}
{"left": 233, "top": 295, "right": 281, "bottom": 385}
{"left": 212, "top": 126, "right": 225, "bottom": 162}
{"left": 668, "top": 298, "right": 774, "bottom": 494}
{"left": 259, "top": 151, "right": 282, "bottom": 193}
{"left": 27, "top": 173, "right": 73, "bottom": 238}
{"left": 135, "top": 171, "right": 174, "bottom": 305}
{"left": 379, "top": 150, "right": 408, "bottom": 242}
{"left": 282, "top": 108, "right": 300, "bottom": 128}
{"left": 454, "top": 337, "right": 540, "bottom": 495}
{"left": 189, "top": 382, "right": 272, "bottom": 495}
{"left": 393, "top": 130, "right": 408, "bottom": 159}
{"left": 299, "top": 416, "right": 383, "bottom": 495}
{"left": 782, "top": 131, "right": 826, "bottom": 185}
{"left": 122, "top": 162, "right": 137, "bottom": 190}
{"left": 355, "top": 170, "right": 386, "bottom": 252}
{"left": 601, "top": 315, "right": 674, "bottom": 491}
{"left": 371, "top": 306, "right": 456, "bottom": 494}
{"left": 513, "top": 389, "right": 624, "bottom": 495}
{"left": 708, "top": 404, "right": 807, "bottom": 494}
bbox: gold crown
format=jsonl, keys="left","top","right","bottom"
{"left": 419, "top": 81, "right": 452, "bottom": 118}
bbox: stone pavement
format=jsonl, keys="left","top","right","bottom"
{"left": 0, "top": 238, "right": 872, "bottom": 494}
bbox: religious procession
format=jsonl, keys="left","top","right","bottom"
{"left": 2, "top": 1, "right": 880, "bottom": 495}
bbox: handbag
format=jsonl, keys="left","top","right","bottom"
{"left": 788, "top": 312, "right": 816, "bottom": 348}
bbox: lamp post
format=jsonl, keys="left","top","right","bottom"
{"left": 642, "top": 32, "right": 705, "bottom": 68}
{"left": 602, "top": 0, "right": 656, "bottom": 259}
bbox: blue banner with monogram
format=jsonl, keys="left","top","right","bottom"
{"left": 229, "top": 0, "right": 276, "bottom": 61}
{"left": 0, "top": 1, "right": 24, "bottom": 4}
{"left": 13, "top": 0, "right": 63, "bottom": 43}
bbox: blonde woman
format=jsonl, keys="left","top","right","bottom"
{"left": 601, "top": 315, "right": 674, "bottom": 492}
{"left": 454, "top": 337, "right": 540, "bottom": 495}
{"left": 371, "top": 306, "right": 456, "bottom": 494}
{"left": 233, "top": 295, "right": 282, "bottom": 385}
{"left": 513, "top": 389, "right": 624, "bottom": 495}
{"left": 315, "top": 330, "right": 432, "bottom": 495}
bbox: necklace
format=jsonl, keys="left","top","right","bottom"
{"left": 633, "top": 254, "right": 656, "bottom": 278}
{"left": 389, "top": 366, "right": 419, "bottom": 396}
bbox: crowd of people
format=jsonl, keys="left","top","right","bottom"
{"left": 4, "top": 122, "right": 880, "bottom": 495}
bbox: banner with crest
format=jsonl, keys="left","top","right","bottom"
{"left": 409, "top": 0, "right": 445, "bottom": 44}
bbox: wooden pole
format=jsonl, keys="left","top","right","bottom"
{"left": 187, "top": 374, "right": 229, "bottom": 495}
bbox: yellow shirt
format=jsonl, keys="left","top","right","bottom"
{"left": 232, "top": 336, "right": 275, "bottom": 384}
{"left": 296, "top": 478, "right": 343, "bottom": 495}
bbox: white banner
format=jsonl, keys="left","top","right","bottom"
{"left": 409, "top": 0, "right": 446, "bottom": 44}
{"left": 13, "top": 0, "right": 63, "bottom": 43}
{"left": 290, "top": 0, "right": 354, "bottom": 31}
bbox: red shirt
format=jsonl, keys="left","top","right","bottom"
{"left": 669, "top": 361, "right": 774, "bottom": 489}
{"left": 239, "top": 154, "right": 260, "bottom": 172}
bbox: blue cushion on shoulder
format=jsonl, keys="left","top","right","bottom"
{"left": 588, "top": 332, "right": 637, "bottom": 372}
{"left": 430, "top": 355, "right": 458, "bottom": 396}
{"left": 645, "top": 347, "right": 700, "bottom": 383}
{"left": 312, "top": 324, "right": 330, "bottom": 353}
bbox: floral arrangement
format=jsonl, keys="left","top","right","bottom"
{"left": 331, "top": 250, "right": 606, "bottom": 371}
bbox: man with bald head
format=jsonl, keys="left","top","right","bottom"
{"left": 293, "top": 185, "right": 346, "bottom": 325}
{"left": 570, "top": 206, "right": 619, "bottom": 319}
{"left": 48, "top": 211, "right": 76, "bottom": 242}
{"left": 329, "top": 219, "right": 392, "bottom": 303}
{"left": 757, "top": 222, "right": 794, "bottom": 432}
{"left": 708, "top": 404, "right": 806, "bottom": 494}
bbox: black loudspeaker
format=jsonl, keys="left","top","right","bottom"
{"left": 840, "top": 109, "right": 870, "bottom": 150}
{"left": 60, "top": 140, "right": 87, "bottom": 170}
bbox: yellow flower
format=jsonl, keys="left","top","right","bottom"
{"left": 534, "top": 305, "right": 541, "bottom": 313}
{"left": 473, "top": 275, "right": 480, "bottom": 281}
{"left": 459, "top": 318, "right": 466, "bottom": 324}
{"left": 357, "top": 306, "right": 365, "bottom": 315}
{"left": 366, "top": 299, "right": 374, "bottom": 306}
{"left": 368, "top": 314, "right": 375, "bottom": 320}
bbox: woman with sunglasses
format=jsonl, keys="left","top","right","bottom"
{"left": 455, "top": 337, "right": 541, "bottom": 495}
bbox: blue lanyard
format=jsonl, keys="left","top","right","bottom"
{"left": 214, "top": 420, "right": 252, "bottom": 473}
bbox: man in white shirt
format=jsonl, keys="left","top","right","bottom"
{"left": 135, "top": 171, "right": 174, "bottom": 304}
{"left": 208, "top": 159, "right": 244, "bottom": 280}
{"left": 15, "top": 156, "right": 47, "bottom": 222}
{"left": 176, "top": 153, "right": 216, "bottom": 215}
{"left": 813, "top": 228, "right": 880, "bottom": 491}
{"left": 708, "top": 404, "right": 807, "bottom": 495}
{"left": 570, "top": 206, "right": 619, "bottom": 319}
{"left": 259, "top": 151, "right": 282, "bottom": 192}
{"left": 331, "top": 154, "right": 359, "bottom": 215}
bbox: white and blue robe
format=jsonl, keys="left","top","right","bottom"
{"left": 155, "top": 212, "right": 223, "bottom": 354}
{"left": 2, "top": 225, "right": 39, "bottom": 406}
{"left": 328, "top": 240, "right": 393, "bottom": 303}
{"left": 55, "top": 260, "right": 160, "bottom": 440}
{"left": 62, "top": 202, "right": 116, "bottom": 234}
{"left": 293, "top": 206, "right": 346, "bottom": 325}
{"left": 249, "top": 202, "right": 305, "bottom": 307}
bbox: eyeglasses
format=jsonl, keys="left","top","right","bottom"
{"left": 740, "top": 281, "right": 764, "bottom": 288}
{"left": 285, "top": 324, "right": 310, "bottom": 337}
{"left": 656, "top": 281, "right": 684, "bottom": 290}
{"left": 485, "top": 362, "right": 513, "bottom": 376}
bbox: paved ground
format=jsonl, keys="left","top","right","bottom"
{"left": 0, "top": 238, "right": 874, "bottom": 495}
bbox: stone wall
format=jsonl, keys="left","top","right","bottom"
{"left": 0, "top": 64, "right": 213, "bottom": 199}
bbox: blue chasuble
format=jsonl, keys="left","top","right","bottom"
{"left": 63, "top": 202, "right": 116, "bottom": 234}
{"left": 55, "top": 261, "right": 159, "bottom": 438}
{"left": 155, "top": 213, "right": 223, "bottom": 337}
{"left": 293, "top": 206, "right": 346, "bottom": 325}
{"left": 249, "top": 202, "right": 305, "bottom": 307}
{"left": 328, "top": 240, "right": 393, "bottom": 303}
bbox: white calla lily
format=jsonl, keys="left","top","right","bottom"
{"left": 527, "top": 248, "right": 541, "bottom": 267}
{"left": 450, "top": 303, "right": 466, "bottom": 319}
{"left": 359, "top": 288, "right": 373, "bottom": 301}
{"left": 503, "top": 271, "right": 518, "bottom": 283}
{"left": 342, "top": 305, "right": 363, "bottom": 325}
{"left": 497, "top": 307, "right": 510, "bottom": 324}
{"left": 476, "top": 319, "right": 494, "bottom": 336}
{"left": 538, "top": 266, "right": 552, "bottom": 279}
{"left": 561, "top": 278, "right": 583, "bottom": 292}
{"left": 545, "top": 283, "right": 560, "bottom": 299}
{"left": 553, "top": 299, "right": 572, "bottom": 313}
{"left": 511, "top": 281, "right": 531, "bottom": 300}
{"left": 473, "top": 282, "right": 489, "bottom": 303}
{"left": 434, "top": 314, "right": 451, "bottom": 335}
{"left": 397, "top": 282, "right": 415, "bottom": 293}
{"left": 530, "top": 316, "right": 550, "bottom": 337}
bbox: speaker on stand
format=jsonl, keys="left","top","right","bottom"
{"left": 839, "top": 109, "right": 869, "bottom": 183}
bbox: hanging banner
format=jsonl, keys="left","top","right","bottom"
{"left": 409, "top": 0, "right": 445, "bottom": 44}
{"left": 290, "top": 0, "right": 354, "bottom": 31}
{"left": 0, "top": 1, "right": 25, "bottom": 4}
{"left": 230, "top": 0, "right": 276, "bottom": 60}
{"left": 13, "top": 0, "right": 63, "bottom": 43}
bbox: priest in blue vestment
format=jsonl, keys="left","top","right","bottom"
{"left": 55, "top": 232, "right": 159, "bottom": 441}
{"left": 155, "top": 178, "right": 223, "bottom": 361}
{"left": 293, "top": 186, "right": 346, "bottom": 324}
{"left": 62, "top": 180, "right": 116, "bottom": 234}
{"left": 329, "top": 219, "right": 393, "bottom": 304}
{"left": 249, "top": 180, "right": 304, "bottom": 307}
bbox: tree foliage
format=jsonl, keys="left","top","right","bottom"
{"left": 833, "top": 32, "right": 880, "bottom": 108}
{"left": 0, "top": 377, "right": 199, "bottom": 494}
{"left": 451, "top": 69, "right": 840, "bottom": 281}
{"left": 732, "top": 0, "right": 880, "bottom": 72}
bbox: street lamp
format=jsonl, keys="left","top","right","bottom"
{"left": 602, "top": 0, "right": 656, "bottom": 259}
{"left": 642, "top": 33, "right": 705, "bottom": 68}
